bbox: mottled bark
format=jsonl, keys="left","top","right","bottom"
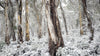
{"left": 18, "top": 0, "right": 22, "bottom": 24}
{"left": 25, "top": 0, "right": 30, "bottom": 41}
{"left": 46, "top": 0, "right": 64, "bottom": 56}
{"left": 5, "top": 0, "right": 10, "bottom": 45}
{"left": 8, "top": 0, "right": 16, "bottom": 41}
{"left": 50, "top": 0, "right": 64, "bottom": 47}
{"left": 18, "top": 25, "right": 23, "bottom": 42}
{"left": 46, "top": 3, "right": 57, "bottom": 56}
{"left": 17, "top": 0, "right": 23, "bottom": 43}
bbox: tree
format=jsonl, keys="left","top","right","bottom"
{"left": 5, "top": 0, "right": 10, "bottom": 45}
{"left": 79, "top": 0, "right": 84, "bottom": 35}
{"left": 46, "top": 0, "right": 64, "bottom": 56}
{"left": 1, "top": 0, "right": 16, "bottom": 45}
{"left": 25, "top": 0, "right": 30, "bottom": 41}
{"left": 17, "top": 0, "right": 23, "bottom": 43}
{"left": 8, "top": 0, "right": 16, "bottom": 41}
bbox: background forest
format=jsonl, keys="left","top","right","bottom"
{"left": 0, "top": 0, "right": 100, "bottom": 56}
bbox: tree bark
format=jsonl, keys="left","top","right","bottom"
{"left": 25, "top": 0, "right": 30, "bottom": 41}
{"left": 8, "top": 0, "right": 16, "bottom": 41}
{"left": 17, "top": 0, "right": 23, "bottom": 43}
{"left": 50, "top": 0, "right": 64, "bottom": 47}
{"left": 5, "top": 0, "right": 10, "bottom": 45}
{"left": 46, "top": 0, "right": 64, "bottom": 56}
{"left": 79, "top": 0, "right": 83, "bottom": 35}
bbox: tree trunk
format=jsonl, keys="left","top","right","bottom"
{"left": 25, "top": 0, "right": 30, "bottom": 41}
{"left": 17, "top": 0, "right": 23, "bottom": 43}
{"left": 8, "top": 0, "right": 16, "bottom": 41}
{"left": 79, "top": 0, "right": 83, "bottom": 35}
{"left": 50, "top": 0, "right": 64, "bottom": 47}
{"left": 5, "top": 0, "right": 10, "bottom": 45}
{"left": 46, "top": 0, "right": 64, "bottom": 56}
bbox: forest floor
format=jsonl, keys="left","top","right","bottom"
{"left": 0, "top": 27, "right": 100, "bottom": 56}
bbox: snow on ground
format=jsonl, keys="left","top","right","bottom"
{"left": 0, "top": 27, "right": 100, "bottom": 56}
{"left": 0, "top": 0, "right": 100, "bottom": 56}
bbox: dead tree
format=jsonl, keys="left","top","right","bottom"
{"left": 46, "top": 0, "right": 64, "bottom": 56}
{"left": 5, "top": 0, "right": 10, "bottom": 45}
{"left": 25, "top": 0, "right": 30, "bottom": 41}
{"left": 82, "top": 0, "right": 94, "bottom": 42}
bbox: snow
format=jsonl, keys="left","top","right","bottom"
{"left": 0, "top": 0, "right": 100, "bottom": 56}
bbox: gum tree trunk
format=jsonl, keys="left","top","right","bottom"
{"left": 17, "top": 0, "right": 23, "bottom": 43}
{"left": 79, "top": 0, "right": 87, "bottom": 35}
{"left": 50, "top": 0, "right": 64, "bottom": 47}
{"left": 25, "top": 0, "right": 30, "bottom": 41}
{"left": 46, "top": 0, "right": 64, "bottom": 56}
{"left": 8, "top": 0, "right": 16, "bottom": 41}
{"left": 79, "top": 0, "right": 83, "bottom": 35}
{"left": 5, "top": 0, "right": 10, "bottom": 45}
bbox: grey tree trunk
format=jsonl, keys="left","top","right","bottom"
{"left": 5, "top": 0, "right": 10, "bottom": 45}
{"left": 8, "top": 0, "right": 16, "bottom": 41}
